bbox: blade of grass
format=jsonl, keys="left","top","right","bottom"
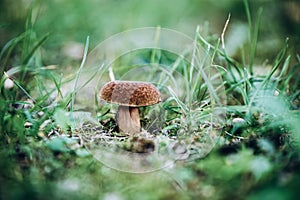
{"left": 21, "top": 10, "right": 34, "bottom": 73}
{"left": 275, "top": 55, "right": 291, "bottom": 87}
{"left": 167, "top": 86, "right": 188, "bottom": 115}
{"left": 250, "top": 7, "right": 263, "bottom": 74}
{"left": 244, "top": 0, "right": 263, "bottom": 75}
{"left": 157, "top": 64, "right": 181, "bottom": 90}
{"left": 0, "top": 32, "right": 28, "bottom": 75}
{"left": 150, "top": 26, "right": 161, "bottom": 64}
{"left": 242, "top": 68, "right": 251, "bottom": 105}
{"left": 8, "top": 77, "right": 36, "bottom": 103}
{"left": 23, "top": 33, "right": 49, "bottom": 65}
{"left": 194, "top": 55, "right": 222, "bottom": 107}
{"left": 244, "top": 0, "right": 252, "bottom": 73}
{"left": 50, "top": 72, "right": 64, "bottom": 99}
{"left": 262, "top": 39, "right": 289, "bottom": 87}
{"left": 189, "top": 25, "right": 200, "bottom": 85}
{"left": 191, "top": 39, "right": 211, "bottom": 103}
{"left": 156, "top": 50, "right": 188, "bottom": 88}
{"left": 182, "top": 60, "right": 191, "bottom": 107}
{"left": 248, "top": 44, "right": 289, "bottom": 110}
{"left": 70, "top": 36, "right": 90, "bottom": 112}
{"left": 197, "top": 32, "right": 243, "bottom": 83}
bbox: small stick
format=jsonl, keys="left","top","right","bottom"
{"left": 108, "top": 66, "right": 115, "bottom": 81}
{"left": 221, "top": 13, "right": 231, "bottom": 50}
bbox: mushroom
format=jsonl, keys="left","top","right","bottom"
{"left": 100, "top": 80, "right": 161, "bottom": 134}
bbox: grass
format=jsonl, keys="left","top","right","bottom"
{"left": 1, "top": 1, "right": 300, "bottom": 200}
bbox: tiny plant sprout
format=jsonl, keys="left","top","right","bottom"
{"left": 100, "top": 80, "right": 161, "bottom": 134}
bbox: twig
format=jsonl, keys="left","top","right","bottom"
{"left": 108, "top": 66, "right": 115, "bottom": 81}
{"left": 224, "top": 131, "right": 247, "bottom": 140}
{"left": 221, "top": 14, "right": 231, "bottom": 49}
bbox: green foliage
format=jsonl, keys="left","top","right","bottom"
{"left": 198, "top": 148, "right": 271, "bottom": 181}
{"left": 46, "top": 136, "right": 73, "bottom": 153}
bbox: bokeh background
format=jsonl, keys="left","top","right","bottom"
{"left": 1, "top": 0, "right": 299, "bottom": 66}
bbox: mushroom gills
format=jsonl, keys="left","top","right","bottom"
{"left": 116, "top": 106, "right": 140, "bottom": 134}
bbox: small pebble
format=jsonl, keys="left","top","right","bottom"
{"left": 232, "top": 118, "right": 245, "bottom": 124}
{"left": 24, "top": 122, "right": 33, "bottom": 128}
{"left": 274, "top": 90, "right": 280, "bottom": 96}
{"left": 4, "top": 78, "right": 14, "bottom": 89}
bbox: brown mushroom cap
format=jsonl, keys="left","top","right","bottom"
{"left": 100, "top": 81, "right": 161, "bottom": 107}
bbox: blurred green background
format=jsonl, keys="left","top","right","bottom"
{"left": 1, "top": 0, "right": 299, "bottom": 65}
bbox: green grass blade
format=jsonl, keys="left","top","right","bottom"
{"left": 167, "top": 86, "right": 188, "bottom": 115}
{"left": 13, "top": 79, "right": 35, "bottom": 103}
{"left": 23, "top": 33, "right": 49, "bottom": 65}
{"left": 70, "top": 36, "right": 90, "bottom": 112}
{"left": 249, "top": 7, "right": 263, "bottom": 75}
{"left": 262, "top": 39, "right": 289, "bottom": 87}
{"left": 0, "top": 32, "right": 28, "bottom": 75}
{"left": 189, "top": 25, "right": 200, "bottom": 85}
{"left": 244, "top": 0, "right": 252, "bottom": 35}
{"left": 150, "top": 26, "right": 161, "bottom": 64}
{"left": 196, "top": 59, "right": 221, "bottom": 106}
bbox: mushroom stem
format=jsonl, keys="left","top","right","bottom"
{"left": 117, "top": 106, "right": 140, "bottom": 134}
